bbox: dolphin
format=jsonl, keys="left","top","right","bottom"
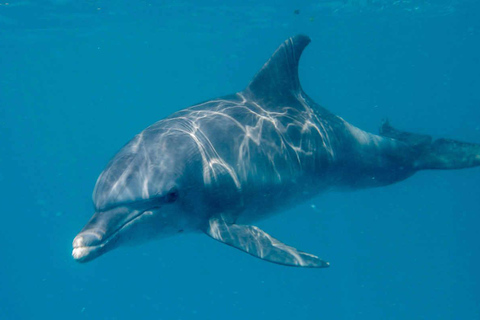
{"left": 72, "top": 35, "right": 480, "bottom": 267}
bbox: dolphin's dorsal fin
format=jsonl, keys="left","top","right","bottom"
{"left": 245, "top": 35, "right": 311, "bottom": 103}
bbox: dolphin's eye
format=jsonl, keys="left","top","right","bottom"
{"left": 166, "top": 189, "right": 179, "bottom": 203}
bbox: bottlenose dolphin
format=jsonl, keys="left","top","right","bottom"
{"left": 73, "top": 35, "right": 480, "bottom": 267}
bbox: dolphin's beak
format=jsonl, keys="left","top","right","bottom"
{"left": 72, "top": 230, "right": 108, "bottom": 262}
{"left": 72, "top": 207, "right": 138, "bottom": 263}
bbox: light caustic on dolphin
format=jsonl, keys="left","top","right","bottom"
{"left": 73, "top": 35, "right": 480, "bottom": 268}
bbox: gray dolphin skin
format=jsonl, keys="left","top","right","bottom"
{"left": 73, "top": 35, "right": 480, "bottom": 267}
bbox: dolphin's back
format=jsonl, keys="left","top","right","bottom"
{"left": 165, "top": 93, "right": 337, "bottom": 191}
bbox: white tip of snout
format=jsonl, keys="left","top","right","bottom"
{"left": 72, "top": 233, "right": 102, "bottom": 262}
{"left": 72, "top": 247, "right": 90, "bottom": 260}
{"left": 72, "top": 235, "right": 91, "bottom": 261}
{"left": 72, "top": 235, "right": 85, "bottom": 248}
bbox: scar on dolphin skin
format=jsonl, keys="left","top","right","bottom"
{"left": 73, "top": 35, "right": 480, "bottom": 268}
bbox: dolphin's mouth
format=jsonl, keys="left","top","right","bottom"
{"left": 72, "top": 209, "right": 151, "bottom": 263}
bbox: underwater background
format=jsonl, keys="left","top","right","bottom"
{"left": 0, "top": 0, "right": 479, "bottom": 319}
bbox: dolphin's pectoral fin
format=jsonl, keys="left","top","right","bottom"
{"left": 205, "top": 218, "right": 329, "bottom": 268}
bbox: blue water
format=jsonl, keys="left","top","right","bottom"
{"left": 1, "top": 1, "right": 479, "bottom": 319}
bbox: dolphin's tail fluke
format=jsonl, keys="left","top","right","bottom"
{"left": 380, "top": 120, "right": 480, "bottom": 170}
